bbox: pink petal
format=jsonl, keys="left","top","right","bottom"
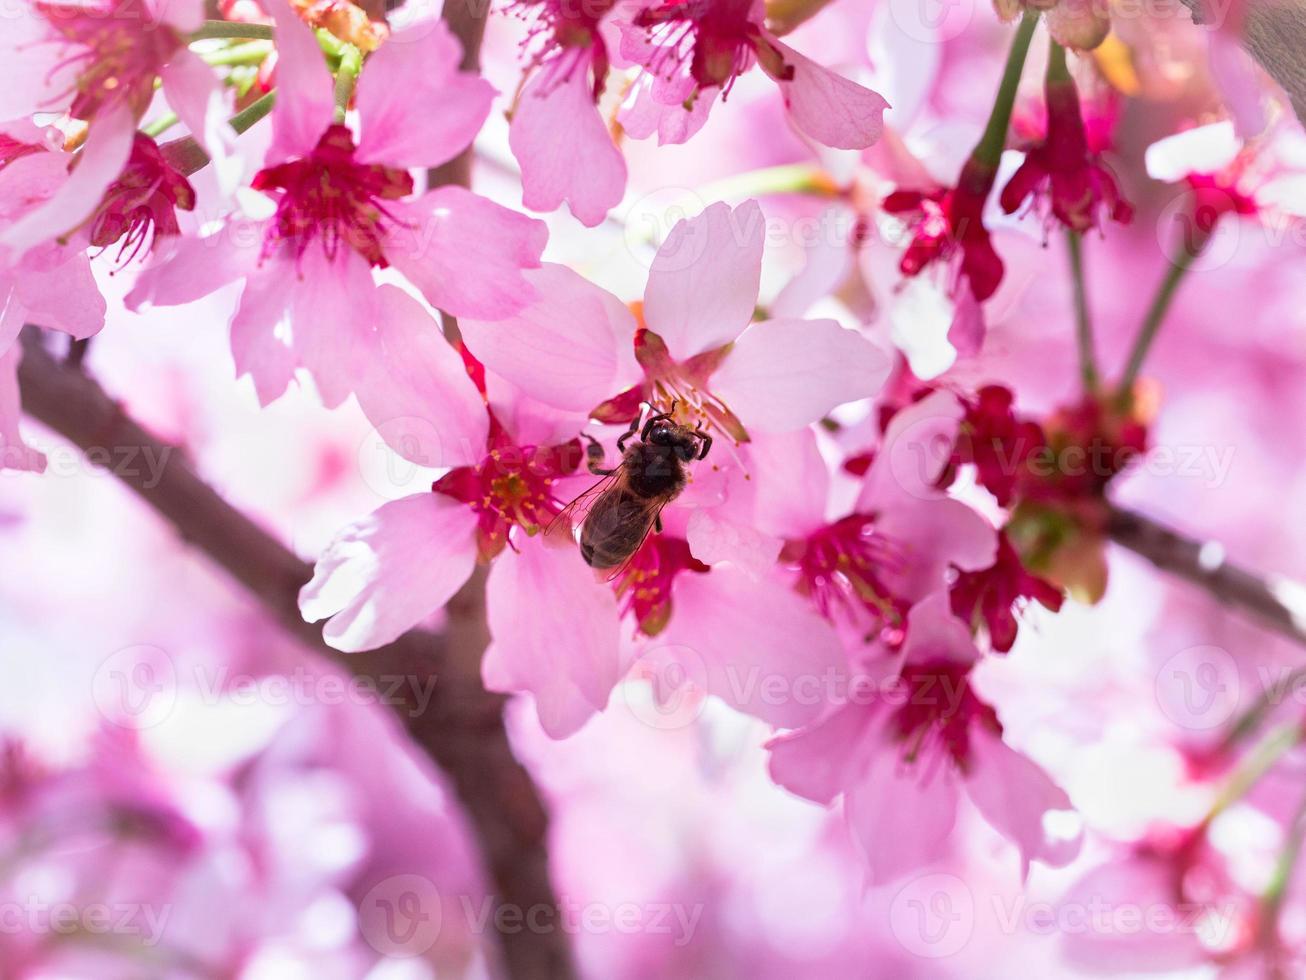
{"left": 0, "top": 343, "right": 46, "bottom": 474}
{"left": 1208, "top": 31, "right": 1268, "bottom": 138}
{"left": 300, "top": 493, "right": 479, "bottom": 652}
{"left": 655, "top": 566, "right": 846, "bottom": 728}
{"left": 484, "top": 372, "right": 590, "bottom": 450}
{"left": 266, "top": 0, "right": 335, "bottom": 163}
{"left": 860, "top": 389, "right": 963, "bottom": 506}
{"left": 846, "top": 738, "right": 960, "bottom": 883}
{"left": 642, "top": 200, "right": 763, "bottom": 360}
{"left": 948, "top": 281, "right": 985, "bottom": 357}
{"left": 356, "top": 284, "right": 489, "bottom": 469}
{"left": 1145, "top": 121, "right": 1241, "bottom": 182}
{"left": 964, "top": 726, "right": 1081, "bottom": 879}
{"left": 617, "top": 70, "right": 715, "bottom": 146}
{"left": 877, "top": 496, "right": 997, "bottom": 604}
{"left": 387, "top": 187, "right": 546, "bottom": 320}
{"left": 745, "top": 429, "right": 829, "bottom": 539}
{"left": 0, "top": 102, "right": 135, "bottom": 255}
{"left": 509, "top": 61, "right": 626, "bottom": 226}
{"left": 767, "top": 701, "right": 880, "bottom": 805}
{"left": 126, "top": 225, "right": 258, "bottom": 310}
{"left": 152, "top": 0, "right": 206, "bottom": 32}
{"left": 160, "top": 48, "right": 231, "bottom": 157}
{"left": 354, "top": 17, "right": 494, "bottom": 169}
{"left": 684, "top": 508, "right": 783, "bottom": 577}
{"left": 769, "top": 39, "right": 888, "bottom": 150}
{"left": 900, "top": 591, "right": 981, "bottom": 668}
{"left": 231, "top": 259, "right": 299, "bottom": 406}
{"left": 483, "top": 535, "right": 623, "bottom": 739}
{"left": 459, "top": 263, "right": 639, "bottom": 413}
{"left": 1060, "top": 860, "right": 1208, "bottom": 971}
{"left": 289, "top": 246, "right": 376, "bottom": 408}
{"left": 0, "top": 18, "right": 72, "bottom": 120}
{"left": 710, "top": 317, "right": 890, "bottom": 432}
{"left": 14, "top": 247, "right": 105, "bottom": 339}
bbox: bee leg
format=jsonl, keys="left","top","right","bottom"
{"left": 655, "top": 513, "right": 663, "bottom": 533}
{"left": 641, "top": 409, "right": 675, "bottom": 442}
{"left": 616, "top": 414, "right": 641, "bottom": 452}
{"left": 696, "top": 431, "right": 713, "bottom": 460}
{"left": 584, "top": 435, "right": 614, "bottom": 476}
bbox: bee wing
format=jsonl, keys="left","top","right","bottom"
{"left": 599, "top": 500, "right": 671, "bottom": 584}
{"left": 545, "top": 472, "right": 620, "bottom": 544}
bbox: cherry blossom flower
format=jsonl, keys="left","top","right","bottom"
{"left": 459, "top": 200, "right": 891, "bottom": 443}
{"left": 616, "top": 0, "right": 889, "bottom": 151}
{"left": 950, "top": 531, "right": 1063, "bottom": 652}
{"left": 882, "top": 158, "right": 1004, "bottom": 304}
{"left": 768, "top": 592, "right": 1081, "bottom": 883}
{"left": 127, "top": 0, "right": 547, "bottom": 407}
{"left": 1143, "top": 120, "right": 1306, "bottom": 254}
{"left": 297, "top": 309, "right": 625, "bottom": 734}
{"left": 506, "top": 0, "right": 628, "bottom": 226}
{"left": 0, "top": 0, "right": 227, "bottom": 254}
{"left": 1000, "top": 46, "right": 1133, "bottom": 234}
{"left": 87, "top": 134, "right": 197, "bottom": 266}
{"left": 721, "top": 392, "right": 997, "bottom": 649}
{"left": 0, "top": 122, "right": 108, "bottom": 472}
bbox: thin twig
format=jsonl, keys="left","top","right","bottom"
{"left": 1107, "top": 504, "right": 1306, "bottom": 648}
{"left": 16, "top": 331, "right": 572, "bottom": 979}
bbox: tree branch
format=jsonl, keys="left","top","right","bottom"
{"left": 1181, "top": 0, "right": 1306, "bottom": 125}
{"left": 1107, "top": 504, "right": 1306, "bottom": 647}
{"left": 16, "top": 330, "right": 573, "bottom": 979}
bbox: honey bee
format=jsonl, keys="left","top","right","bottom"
{"left": 553, "top": 405, "right": 713, "bottom": 571}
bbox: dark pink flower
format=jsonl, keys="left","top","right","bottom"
{"left": 0, "top": 0, "right": 227, "bottom": 254}
{"left": 1001, "top": 74, "right": 1133, "bottom": 233}
{"left": 882, "top": 157, "right": 1005, "bottom": 302}
{"left": 87, "top": 133, "right": 196, "bottom": 266}
{"left": 618, "top": 0, "right": 888, "bottom": 150}
{"left": 768, "top": 593, "right": 1081, "bottom": 882}
{"left": 950, "top": 531, "right": 1064, "bottom": 653}
{"left": 128, "top": 1, "right": 545, "bottom": 408}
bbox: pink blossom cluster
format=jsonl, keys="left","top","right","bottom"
{"left": 3, "top": 0, "right": 1306, "bottom": 975}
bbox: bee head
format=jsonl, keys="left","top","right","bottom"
{"left": 648, "top": 420, "right": 700, "bottom": 461}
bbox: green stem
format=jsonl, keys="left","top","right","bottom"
{"left": 334, "top": 45, "right": 363, "bottom": 122}
{"left": 972, "top": 10, "right": 1040, "bottom": 169}
{"left": 1203, "top": 721, "right": 1301, "bottom": 824}
{"left": 143, "top": 112, "right": 179, "bottom": 139}
{"left": 160, "top": 91, "right": 277, "bottom": 177}
{"left": 200, "top": 39, "right": 274, "bottom": 67}
{"left": 694, "top": 163, "right": 839, "bottom": 201}
{"left": 1259, "top": 786, "right": 1306, "bottom": 958}
{"left": 1220, "top": 666, "right": 1306, "bottom": 755}
{"left": 1116, "top": 237, "right": 1202, "bottom": 401}
{"left": 189, "top": 20, "right": 274, "bottom": 41}
{"left": 230, "top": 90, "right": 277, "bottom": 136}
{"left": 1066, "top": 230, "right": 1098, "bottom": 390}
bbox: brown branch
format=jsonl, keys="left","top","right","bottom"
{"left": 1107, "top": 504, "right": 1306, "bottom": 647}
{"left": 17, "top": 330, "right": 574, "bottom": 979}
{"left": 1181, "top": 0, "right": 1306, "bottom": 125}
